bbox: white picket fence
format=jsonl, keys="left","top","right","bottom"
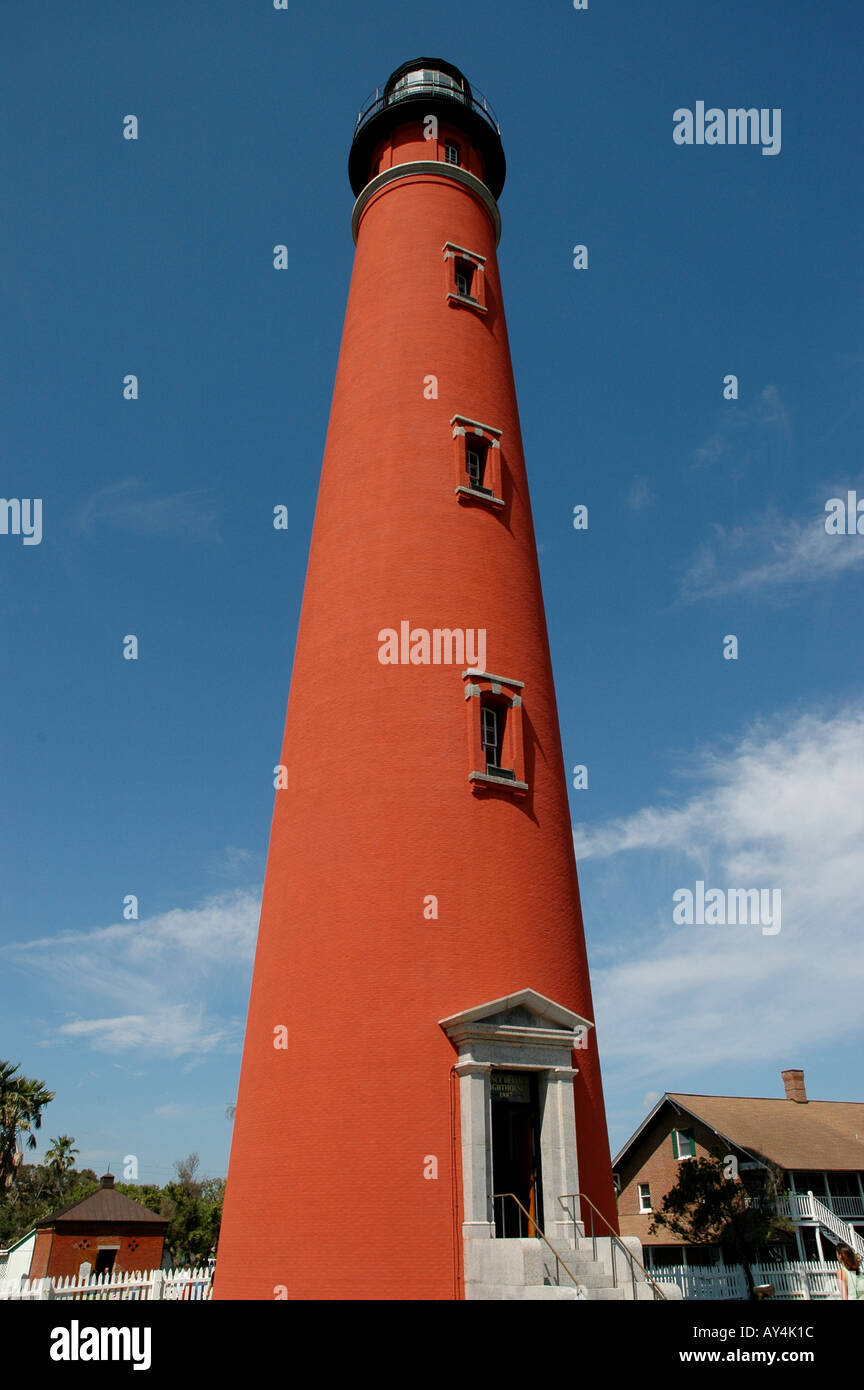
{"left": 0, "top": 1265, "right": 212, "bottom": 1301}
{"left": 658, "top": 1260, "right": 843, "bottom": 1301}
{"left": 0, "top": 1259, "right": 842, "bottom": 1302}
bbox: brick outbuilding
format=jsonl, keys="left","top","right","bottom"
{"left": 28, "top": 1174, "right": 167, "bottom": 1280}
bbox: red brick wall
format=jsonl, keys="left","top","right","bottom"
{"left": 29, "top": 1224, "right": 165, "bottom": 1279}
{"left": 617, "top": 1113, "right": 736, "bottom": 1246}
{"left": 29, "top": 1228, "right": 53, "bottom": 1279}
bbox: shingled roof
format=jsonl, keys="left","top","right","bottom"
{"left": 666, "top": 1093, "right": 864, "bottom": 1171}
{"left": 614, "top": 1071, "right": 864, "bottom": 1172}
{"left": 36, "top": 1174, "right": 168, "bottom": 1228}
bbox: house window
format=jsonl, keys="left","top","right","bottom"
{"left": 451, "top": 416, "right": 504, "bottom": 508}
{"left": 444, "top": 142, "right": 461, "bottom": 166}
{"left": 443, "top": 242, "right": 487, "bottom": 314}
{"left": 638, "top": 1183, "right": 652, "bottom": 1213}
{"left": 672, "top": 1128, "right": 696, "bottom": 1160}
{"left": 464, "top": 671, "right": 527, "bottom": 794}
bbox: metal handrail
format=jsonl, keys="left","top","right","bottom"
{"left": 492, "top": 1193, "right": 585, "bottom": 1294}
{"left": 560, "top": 1191, "right": 668, "bottom": 1300}
{"left": 354, "top": 80, "right": 501, "bottom": 137}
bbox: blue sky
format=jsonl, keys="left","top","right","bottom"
{"left": 1, "top": 0, "right": 862, "bottom": 1187}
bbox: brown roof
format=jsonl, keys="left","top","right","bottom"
{"left": 37, "top": 1175, "right": 167, "bottom": 1228}
{"left": 668, "top": 1093, "right": 864, "bottom": 1171}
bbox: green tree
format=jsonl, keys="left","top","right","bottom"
{"left": 0, "top": 1061, "right": 55, "bottom": 1191}
{"left": 0, "top": 1163, "right": 98, "bottom": 1246}
{"left": 44, "top": 1136, "right": 80, "bottom": 1198}
{"left": 159, "top": 1153, "right": 223, "bottom": 1266}
{"left": 649, "top": 1151, "right": 793, "bottom": 1298}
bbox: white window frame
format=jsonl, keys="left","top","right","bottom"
{"left": 481, "top": 705, "right": 499, "bottom": 765}
{"left": 455, "top": 267, "right": 472, "bottom": 298}
{"left": 673, "top": 1128, "right": 696, "bottom": 1160}
{"left": 466, "top": 446, "right": 484, "bottom": 489}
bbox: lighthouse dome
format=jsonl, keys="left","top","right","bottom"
{"left": 350, "top": 55, "right": 505, "bottom": 199}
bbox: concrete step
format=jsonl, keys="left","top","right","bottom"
{"left": 465, "top": 1283, "right": 586, "bottom": 1301}
{"left": 462, "top": 1233, "right": 675, "bottom": 1301}
{"left": 538, "top": 1240, "right": 672, "bottom": 1298}
{"left": 531, "top": 1265, "right": 617, "bottom": 1290}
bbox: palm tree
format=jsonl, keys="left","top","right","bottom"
{"left": 44, "top": 1135, "right": 79, "bottom": 1197}
{"left": 0, "top": 1061, "right": 55, "bottom": 1190}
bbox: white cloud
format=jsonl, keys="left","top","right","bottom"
{"left": 576, "top": 706, "right": 864, "bottom": 1081}
{"left": 210, "top": 845, "right": 264, "bottom": 880}
{"left": 56, "top": 1007, "right": 240, "bottom": 1058}
{"left": 74, "top": 479, "right": 221, "bottom": 541}
{"left": 680, "top": 513, "right": 864, "bottom": 602}
{"left": 4, "top": 889, "right": 259, "bottom": 1057}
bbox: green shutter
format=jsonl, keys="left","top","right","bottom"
{"left": 671, "top": 1129, "right": 679, "bottom": 1158}
{"left": 687, "top": 1130, "right": 696, "bottom": 1157}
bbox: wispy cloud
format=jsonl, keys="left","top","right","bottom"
{"left": 74, "top": 479, "right": 221, "bottom": 541}
{"left": 690, "top": 384, "right": 791, "bottom": 472}
{"left": 154, "top": 1101, "right": 187, "bottom": 1118}
{"left": 3, "top": 889, "right": 259, "bottom": 1057}
{"left": 209, "top": 845, "right": 264, "bottom": 881}
{"left": 679, "top": 511, "right": 864, "bottom": 602}
{"left": 576, "top": 705, "right": 864, "bottom": 1081}
{"left": 623, "top": 475, "right": 656, "bottom": 510}
{"left": 56, "top": 1006, "right": 239, "bottom": 1058}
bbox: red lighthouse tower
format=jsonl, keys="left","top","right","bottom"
{"left": 215, "top": 59, "right": 617, "bottom": 1301}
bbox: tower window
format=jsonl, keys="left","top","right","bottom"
{"left": 443, "top": 242, "right": 487, "bottom": 314}
{"left": 464, "top": 671, "right": 527, "bottom": 794}
{"left": 481, "top": 698, "right": 514, "bottom": 779}
{"left": 451, "top": 416, "right": 504, "bottom": 508}
{"left": 465, "top": 442, "right": 491, "bottom": 494}
{"left": 455, "top": 260, "right": 476, "bottom": 301}
{"left": 444, "top": 142, "right": 461, "bottom": 166}
{"left": 481, "top": 703, "right": 502, "bottom": 772}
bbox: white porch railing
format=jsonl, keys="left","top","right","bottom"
{"left": 775, "top": 1192, "right": 864, "bottom": 1222}
{"left": 657, "top": 1260, "right": 842, "bottom": 1301}
{"left": 0, "top": 1266, "right": 212, "bottom": 1301}
{"left": 770, "top": 1191, "right": 864, "bottom": 1260}
{"left": 821, "top": 1195, "right": 864, "bottom": 1220}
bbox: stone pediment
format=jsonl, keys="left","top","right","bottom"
{"left": 439, "top": 988, "right": 592, "bottom": 1050}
